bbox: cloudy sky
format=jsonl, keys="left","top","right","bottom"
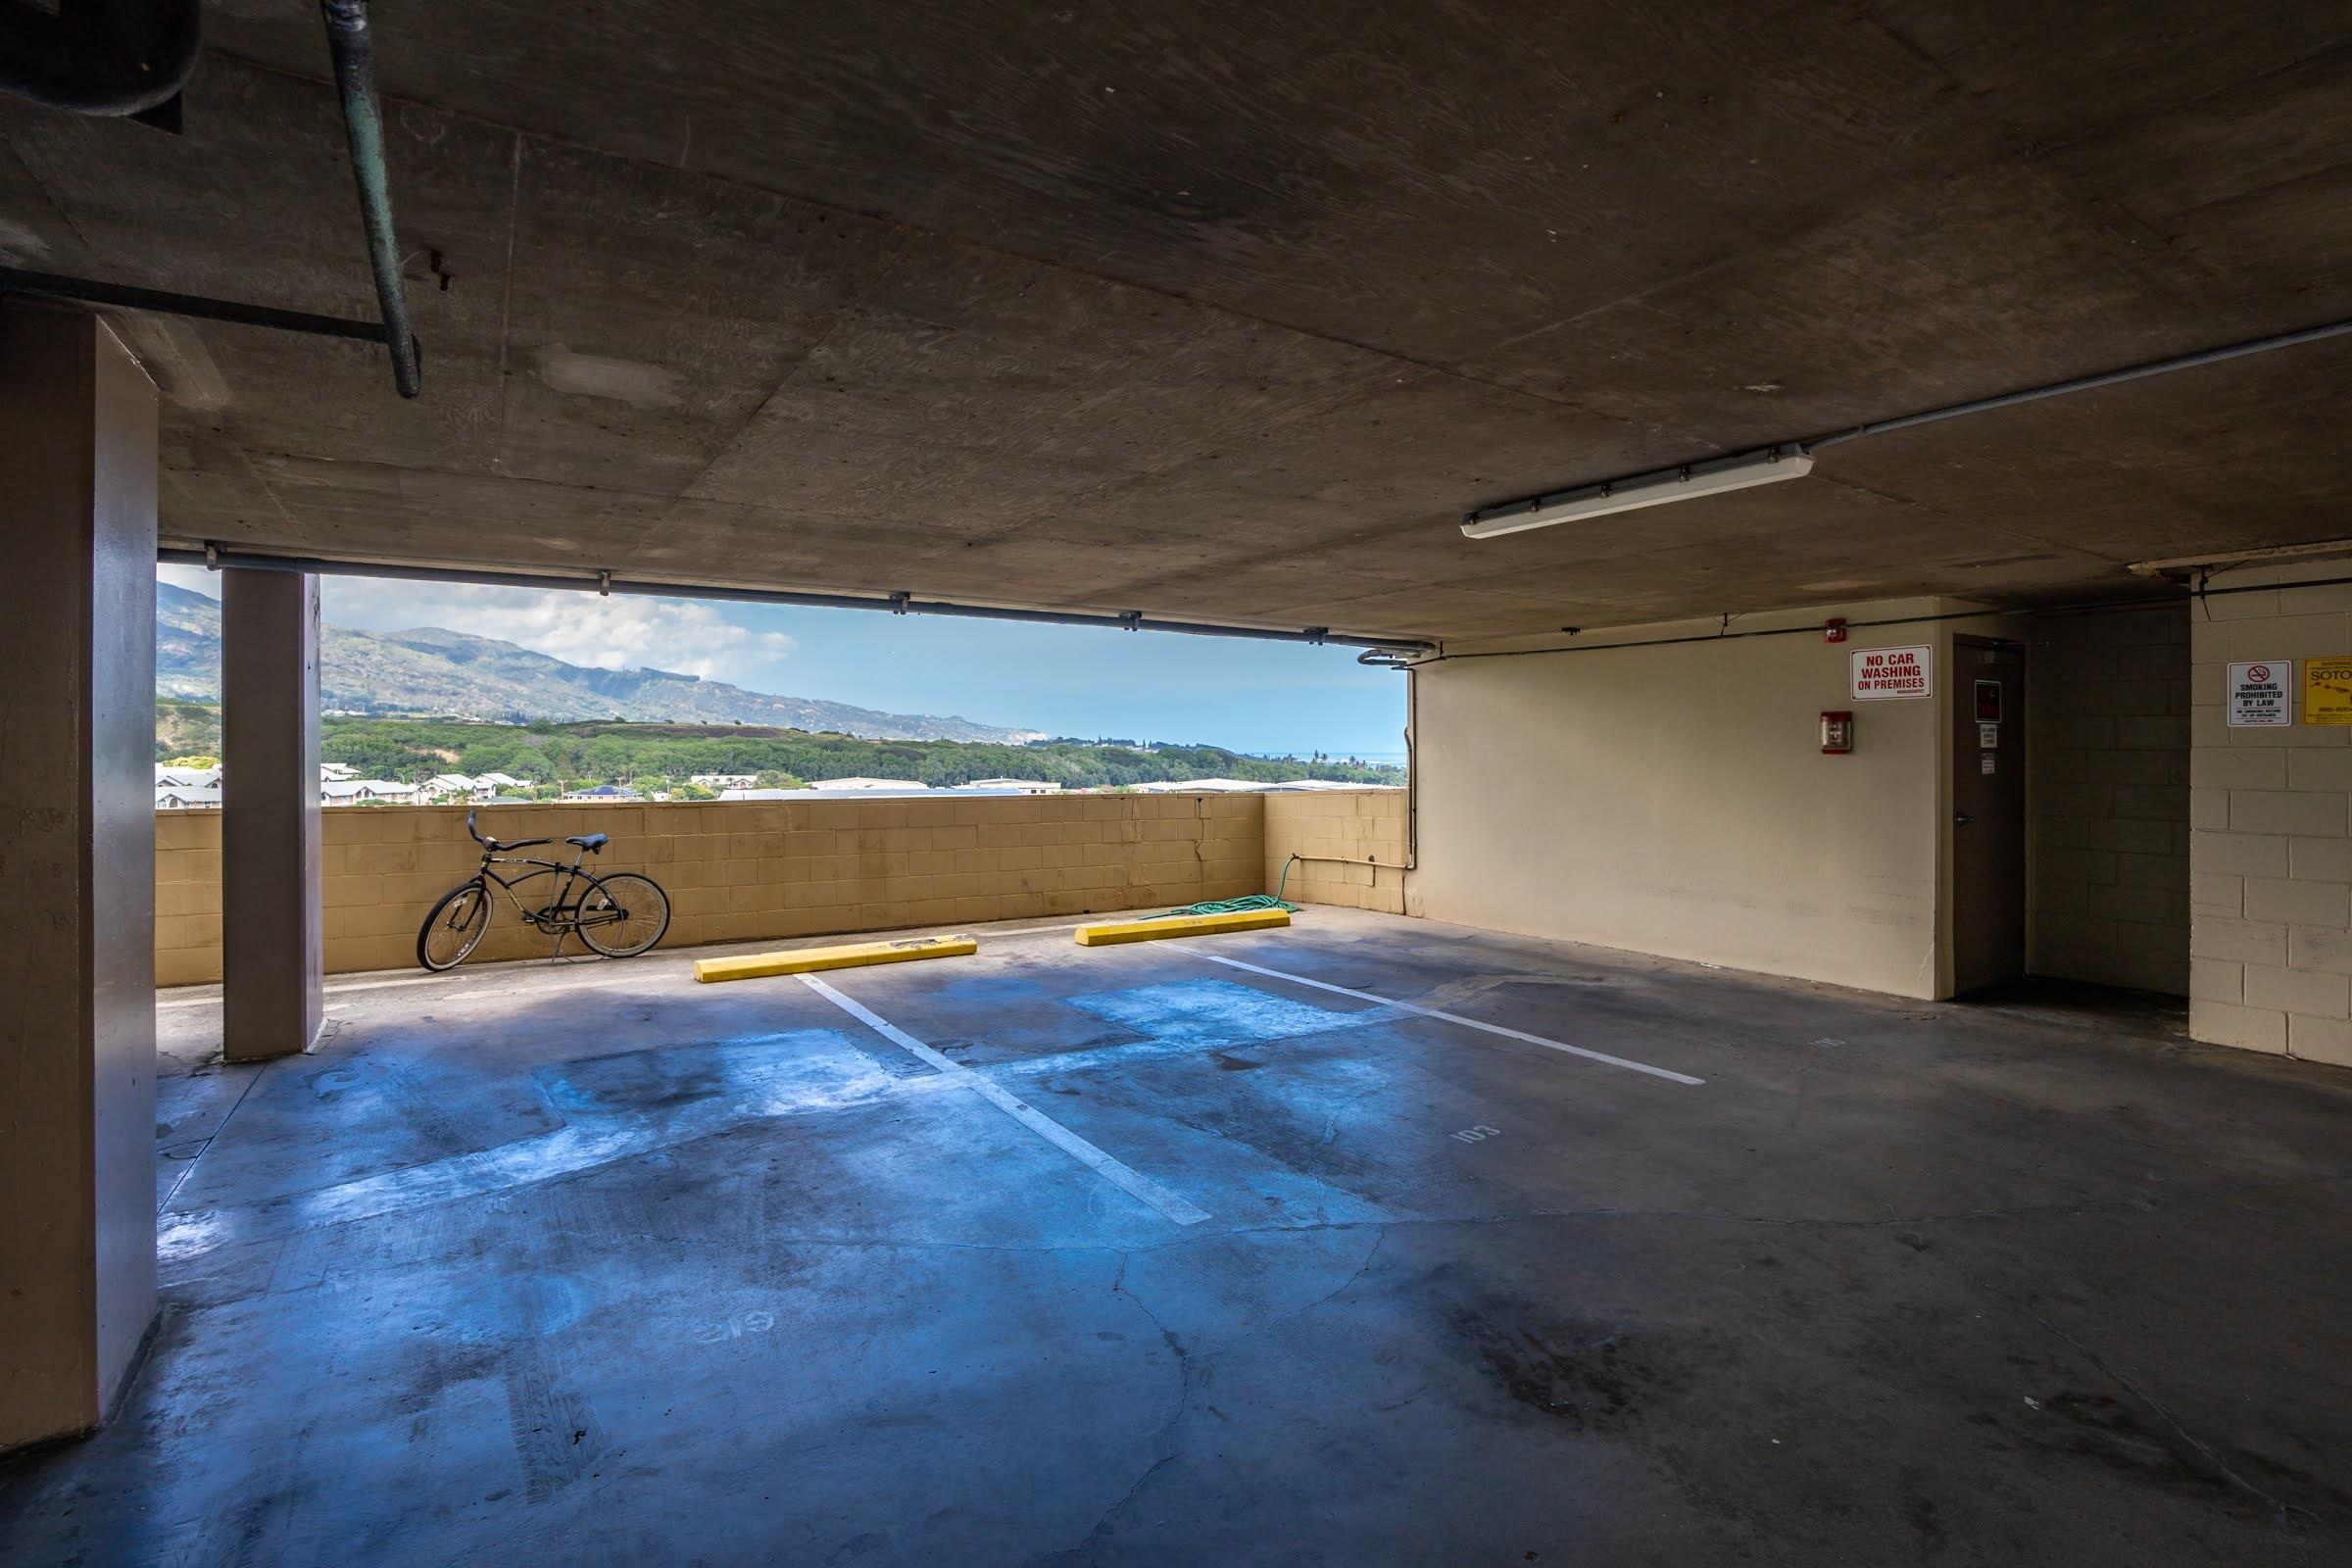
{"left": 159, "top": 565, "right": 1407, "bottom": 760}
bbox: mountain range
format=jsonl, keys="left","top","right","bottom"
{"left": 155, "top": 582, "right": 1045, "bottom": 745}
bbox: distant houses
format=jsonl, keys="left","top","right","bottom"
{"left": 1129, "top": 777, "right": 1398, "bottom": 794}
{"left": 960, "top": 778, "right": 1062, "bottom": 794}
{"left": 150, "top": 758, "right": 1380, "bottom": 812}
{"left": 420, "top": 771, "right": 537, "bottom": 802}
{"left": 1129, "top": 777, "right": 1265, "bottom": 794}
{"left": 320, "top": 778, "right": 423, "bottom": 807}
{"left": 156, "top": 763, "right": 544, "bottom": 810}
{"left": 561, "top": 783, "right": 641, "bottom": 802}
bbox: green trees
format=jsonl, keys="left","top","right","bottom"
{"left": 293, "top": 716, "right": 1402, "bottom": 793}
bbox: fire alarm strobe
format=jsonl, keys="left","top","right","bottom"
{"left": 1820, "top": 710, "right": 1854, "bottom": 754}
{"left": 1824, "top": 617, "right": 1848, "bottom": 643}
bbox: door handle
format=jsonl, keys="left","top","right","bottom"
{"left": 1954, "top": 812, "right": 1974, "bottom": 826}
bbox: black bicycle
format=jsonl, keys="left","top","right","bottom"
{"left": 416, "top": 810, "right": 672, "bottom": 971}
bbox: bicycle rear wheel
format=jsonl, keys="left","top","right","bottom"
{"left": 417, "top": 881, "right": 493, "bottom": 970}
{"left": 577, "top": 872, "right": 670, "bottom": 957}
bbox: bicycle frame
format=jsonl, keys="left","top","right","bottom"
{"left": 454, "top": 811, "right": 637, "bottom": 951}
{"left": 468, "top": 850, "right": 625, "bottom": 936}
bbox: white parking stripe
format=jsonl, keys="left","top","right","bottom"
{"left": 798, "top": 974, "right": 1212, "bottom": 1225}
{"left": 158, "top": 973, "right": 466, "bottom": 1010}
{"left": 1189, "top": 952, "right": 1705, "bottom": 1086}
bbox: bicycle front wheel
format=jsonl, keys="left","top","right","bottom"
{"left": 577, "top": 873, "right": 670, "bottom": 957}
{"left": 417, "top": 881, "right": 493, "bottom": 971}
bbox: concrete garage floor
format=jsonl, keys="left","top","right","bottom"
{"left": 3, "top": 910, "right": 2349, "bottom": 1565}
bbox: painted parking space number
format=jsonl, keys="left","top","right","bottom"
{"left": 691, "top": 1310, "right": 776, "bottom": 1344}
{"left": 1449, "top": 1124, "right": 1502, "bottom": 1144}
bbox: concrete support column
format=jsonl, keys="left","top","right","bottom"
{"left": 0, "top": 302, "right": 160, "bottom": 1450}
{"left": 221, "top": 569, "right": 323, "bottom": 1063}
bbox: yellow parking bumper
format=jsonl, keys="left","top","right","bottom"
{"left": 692, "top": 934, "right": 978, "bottom": 982}
{"left": 1073, "top": 908, "right": 1291, "bottom": 946}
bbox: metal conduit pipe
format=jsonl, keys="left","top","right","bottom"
{"left": 1468, "top": 314, "right": 2352, "bottom": 532}
{"left": 0, "top": 0, "right": 199, "bottom": 116}
{"left": 1801, "top": 316, "right": 2352, "bottom": 453}
{"left": 0, "top": 266, "right": 403, "bottom": 345}
{"left": 318, "top": 0, "right": 419, "bottom": 398}
{"left": 156, "top": 546, "right": 1436, "bottom": 654}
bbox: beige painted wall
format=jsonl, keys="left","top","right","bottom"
{"left": 158, "top": 793, "right": 1261, "bottom": 984}
{"left": 1410, "top": 600, "right": 2042, "bottom": 1000}
{"left": 2187, "top": 564, "right": 2352, "bottom": 1068}
{"left": 2026, "top": 605, "right": 2190, "bottom": 993}
{"left": 1263, "top": 791, "right": 1408, "bottom": 913}
{"left": 0, "top": 305, "right": 159, "bottom": 1449}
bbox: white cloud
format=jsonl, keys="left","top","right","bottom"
{"left": 156, "top": 566, "right": 796, "bottom": 684}
{"left": 158, "top": 563, "right": 220, "bottom": 599}
{"left": 322, "top": 581, "right": 795, "bottom": 681}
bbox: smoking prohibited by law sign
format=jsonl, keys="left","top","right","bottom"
{"left": 2227, "top": 661, "right": 2291, "bottom": 726}
{"left": 1850, "top": 645, "right": 1933, "bottom": 701}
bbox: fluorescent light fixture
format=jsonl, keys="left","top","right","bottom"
{"left": 1460, "top": 444, "right": 1814, "bottom": 539}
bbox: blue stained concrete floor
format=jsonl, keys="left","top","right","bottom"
{"left": 6, "top": 906, "right": 2352, "bottom": 1565}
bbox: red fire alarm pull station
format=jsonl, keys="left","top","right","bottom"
{"left": 1821, "top": 710, "right": 1854, "bottom": 753}
{"left": 1824, "top": 617, "right": 1848, "bottom": 643}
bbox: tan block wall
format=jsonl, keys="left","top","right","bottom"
{"left": 2188, "top": 564, "right": 2352, "bottom": 1068}
{"left": 1263, "top": 791, "right": 1409, "bottom": 913}
{"left": 2026, "top": 605, "right": 2190, "bottom": 993}
{"left": 1410, "top": 600, "right": 1965, "bottom": 998}
{"left": 156, "top": 808, "right": 224, "bottom": 985}
{"left": 156, "top": 793, "right": 1264, "bottom": 985}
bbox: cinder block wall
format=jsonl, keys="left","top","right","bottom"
{"left": 156, "top": 793, "right": 1263, "bottom": 984}
{"left": 1262, "top": 791, "right": 1408, "bottom": 913}
{"left": 1410, "top": 601, "right": 1960, "bottom": 998}
{"left": 2026, "top": 605, "right": 2190, "bottom": 993}
{"left": 2188, "top": 564, "right": 2352, "bottom": 1068}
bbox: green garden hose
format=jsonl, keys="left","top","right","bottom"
{"left": 1141, "top": 856, "right": 1301, "bottom": 919}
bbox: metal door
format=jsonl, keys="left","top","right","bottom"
{"left": 1952, "top": 637, "right": 2027, "bottom": 995}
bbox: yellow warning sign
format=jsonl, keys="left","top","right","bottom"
{"left": 2304, "top": 658, "right": 2352, "bottom": 725}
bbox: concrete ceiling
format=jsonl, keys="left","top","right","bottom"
{"left": 2, "top": 2, "right": 2347, "bottom": 643}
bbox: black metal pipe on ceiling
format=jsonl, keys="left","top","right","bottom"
{"left": 318, "top": 0, "right": 419, "bottom": 398}
{"left": 1466, "top": 313, "right": 2352, "bottom": 531}
{"left": 156, "top": 547, "right": 1437, "bottom": 654}
{"left": 0, "top": 266, "right": 401, "bottom": 344}
{"left": 0, "top": 0, "right": 198, "bottom": 116}
{"left": 1801, "top": 315, "right": 2352, "bottom": 453}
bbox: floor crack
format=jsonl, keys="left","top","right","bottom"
{"left": 2028, "top": 1307, "right": 2322, "bottom": 1535}
{"left": 1296, "top": 1230, "right": 1387, "bottom": 1320}
{"left": 1072, "top": 1252, "right": 1197, "bottom": 1561}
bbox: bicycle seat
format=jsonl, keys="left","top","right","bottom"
{"left": 566, "top": 833, "right": 609, "bottom": 853}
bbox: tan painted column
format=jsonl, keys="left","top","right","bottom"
{"left": 0, "top": 302, "right": 160, "bottom": 1450}
{"left": 221, "top": 569, "right": 324, "bottom": 1062}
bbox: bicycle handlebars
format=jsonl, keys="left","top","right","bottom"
{"left": 466, "top": 809, "right": 553, "bottom": 854}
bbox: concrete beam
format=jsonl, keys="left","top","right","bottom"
{"left": 221, "top": 569, "right": 324, "bottom": 1063}
{"left": 0, "top": 301, "right": 160, "bottom": 1450}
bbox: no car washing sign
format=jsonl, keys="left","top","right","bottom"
{"left": 1849, "top": 645, "right": 1933, "bottom": 701}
